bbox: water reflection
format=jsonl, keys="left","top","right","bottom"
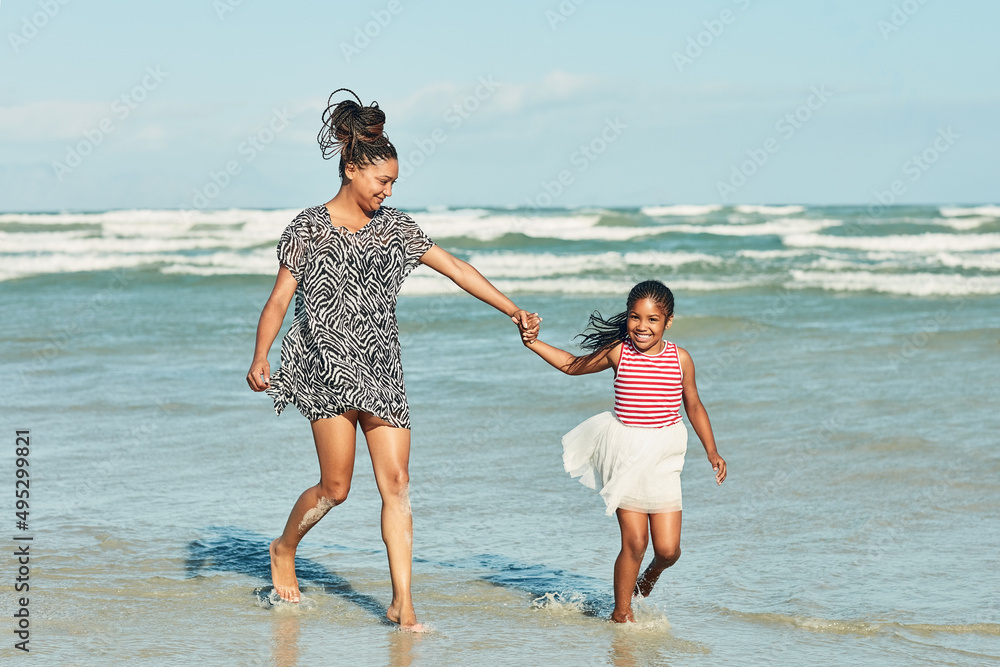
{"left": 270, "top": 613, "right": 301, "bottom": 667}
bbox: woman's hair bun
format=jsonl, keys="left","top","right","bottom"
{"left": 318, "top": 88, "right": 397, "bottom": 178}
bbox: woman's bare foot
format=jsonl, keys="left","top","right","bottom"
{"left": 611, "top": 608, "right": 636, "bottom": 623}
{"left": 633, "top": 564, "right": 664, "bottom": 598}
{"left": 270, "top": 538, "right": 300, "bottom": 603}
{"left": 387, "top": 602, "right": 425, "bottom": 632}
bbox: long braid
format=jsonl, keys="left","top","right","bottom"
{"left": 317, "top": 88, "right": 397, "bottom": 179}
{"left": 575, "top": 280, "right": 675, "bottom": 351}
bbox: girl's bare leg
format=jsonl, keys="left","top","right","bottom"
{"left": 270, "top": 411, "right": 359, "bottom": 602}
{"left": 360, "top": 413, "right": 423, "bottom": 631}
{"left": 635, "top": 510, "right": 681, "bottom": 597}
{"left": 613, "top": 509, "right": 649, "bottom": 623}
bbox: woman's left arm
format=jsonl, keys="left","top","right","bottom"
{"left": 679, "top": 346, "right": 727, "bottom": 485}
{"left": 419, "top": 245, "right": 537, "bottom": 329}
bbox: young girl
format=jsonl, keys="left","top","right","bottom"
{"left": 245, "top": 89, "right": 537, "bottom": 631}
{"left": 520, "top": 280, "right": 726, "bottom": 623}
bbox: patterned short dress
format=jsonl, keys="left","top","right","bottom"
{"left": 264, "top": 205, "right": 435, "bottom": 429}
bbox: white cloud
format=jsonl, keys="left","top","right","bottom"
{"left": 0, "top": 100, "right": 110, "bottom": 142}
{"left": 387, "top": 70, "right": 604, "bottom": 122}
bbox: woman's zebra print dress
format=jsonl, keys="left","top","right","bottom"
{"left": 264, "top": 205, "right": 435, "bottom": 429}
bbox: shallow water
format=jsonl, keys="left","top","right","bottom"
{"left": 2, "top": 205, "right": 999, "bottom": 664}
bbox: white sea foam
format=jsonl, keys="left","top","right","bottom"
{"left": 783, "top": 232, "right": 1000, "bottom": 253}
{"left": 933, "top": 216, "right": 993, "bottom": 231}
{"left": 640, "top": 204, "right": 722, "bottom": 217}
{"left": 0, "top": 252, "right": 175, "bottom": 281}
{"left": 736, "top": 249, "right": 814, "bottom": 259}
{"left": 734, "top": 205, "right": 805, "bottom": 215}
{"left": 160, "top": 250, "right": 278, "bottom": 275}
{"left": 807, "top": 258, "right": 862, "bottom": 271}
{"left": 462, "top": 250, "right": 722, "bottom": 279}
{"left": 400, "top": 272, "right": 761, "bottom": 296}
{"left": 0, "top": 230, "right": 256, "bottom": 254}
{"left": 0, "top": 207, "right": 300, "bottom": 228}
{"left": 0, "top": 209, "right": 296, "bottom": 253}
{"left": 412, "top": 213, "right": 655, "bottom": 242}
{"left": 787, "top": 270, "right": 1000, "bottom": 296}
{"left": 530, "top": 592, "right": 588, "bottom": 615}
{"left": 939, "top": 205, "right": 1000, "bottom": 218}
{"left": 659, "top": 218, "right": 839, "bottom": 237}
{"left": 932, "top": 252, "right": 1000, "bottom": 271}
{"left": 0, "top": 248, "right": 278, "bottom": 281}
{"left": 3, "top": 208, "right": 997, "bottom": 295}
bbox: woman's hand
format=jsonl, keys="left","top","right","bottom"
{"left": 516, "top": 312, "right": 541, "bottom": 346}
{"left": 509, "top": 309, "right": 539, "bottom": 331}
{"left": 708, "top": 452, "right": 727, "bottom": 485}
{"left": 246, "top": 357, "right": 271, "bottom": 392}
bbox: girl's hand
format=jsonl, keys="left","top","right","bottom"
{"left": 510, "top": 310, "right": 541, "bottom": 346}
{"left": 246, "top": 358, "right": 271, "bottom": 392}
{"left": 708, "top": 453, "right": 727, "bottom": 485}
{"left": 520, "top": 314, "right": 541, "bottom": 346}
{"left": 509, "top": 309, "right": 540, "bottom": 331}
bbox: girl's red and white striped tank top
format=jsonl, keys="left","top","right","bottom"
{"left": 613, "top": 337, "right": 684, "bottom": 428}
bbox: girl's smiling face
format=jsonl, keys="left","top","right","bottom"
{"left": 345, "top": 158, "right": 398, "bottom": 212}
{"left": 627, "top": 297, "right": 673, "bottom": 354}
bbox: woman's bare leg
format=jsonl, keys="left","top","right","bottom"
{"left": 359, "top": 412, "right": 423, "bottom": 631}
{"left": 613, "top": 509, "right": 650, "bottom": 623}
{"left": 270, "top": 411, "right": 359, "bottom": 602}
{"left": 635, "top": 510, "right": 681, "bottom": 598}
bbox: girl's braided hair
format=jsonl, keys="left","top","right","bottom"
{"left": 576, "top": 280, "right": 675, "bottom": 351}
{"left": 317, "top": 88, "right": 397, "bottom": 179}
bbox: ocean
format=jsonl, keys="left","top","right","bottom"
{"left": 1, "top": 204, "right": 998, "bottom": 665}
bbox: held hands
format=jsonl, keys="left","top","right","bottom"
{"left": 708, "top": 452, "right": 727, "bottom": 485}
{"left": 510, "top": 309, "right": 541, "bottom": 346}
{"left": 246, "top": 358, "right": 271, "bottom": 392}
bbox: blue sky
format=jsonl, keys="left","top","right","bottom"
{"left": 1, "top": 0, "right": 997, "bottom": 210}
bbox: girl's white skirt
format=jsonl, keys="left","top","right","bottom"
{"left": 562, "top": 411, "right": 687, "bottom": 516}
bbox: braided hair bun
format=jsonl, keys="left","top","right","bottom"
{"left": 317, "top": 88, "right": 398, "bottom": 179}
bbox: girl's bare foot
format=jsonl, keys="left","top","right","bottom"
{"left": 387, "top": 602, "right": 425, "bottom": 632}
{"left": 269, "top": 538, "right": 300, "bottom": 603}
{"left": 633, "top": 565, "right": 663, "bottom": 598}
{"left": 611, "top": 608, "right": 635, "bottom": 623}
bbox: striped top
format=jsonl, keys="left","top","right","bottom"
{"left": 613, "top": 337, "right": 684, "bottom": 428}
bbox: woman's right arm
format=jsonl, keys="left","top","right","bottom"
{"left": 246, "top": 265, "right": 298, "bottom": 391}
{"left": 523, "top": 338, "right": 617, "bottom": 376}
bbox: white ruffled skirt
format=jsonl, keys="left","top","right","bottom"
{"left": 562, "top": 411, "right": 687, "bottom": 516}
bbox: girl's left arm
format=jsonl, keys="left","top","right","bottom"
{"left": 419, "top": 245, "right": 536, "bottom": 329}
{"left": 678, "top": 346, "right": 727, "bottom": 485}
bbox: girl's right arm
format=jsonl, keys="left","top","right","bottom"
{"left": 246, "top": 265, "right": 298, "bottom": 392}
{"left": 522, "top": 335, "right": 619, "bottom": 376}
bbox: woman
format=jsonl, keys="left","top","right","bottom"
{"left": 245, "top": 89, "right": 537, "bottom": 631}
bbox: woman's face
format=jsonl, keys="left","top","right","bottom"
{"left": 626, "top": 297, "right": 673, "bottom": 354}
{"left": 346, "top": 158, "right": 399, "bottom": 212}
